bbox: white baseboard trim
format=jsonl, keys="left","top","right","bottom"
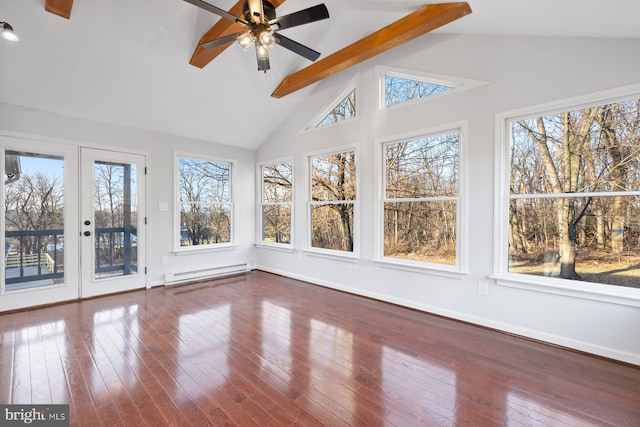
{"left": 255, "top": 265, "right": 640, "bottom": 366}
{"left": 164, "top": 263, "right": 251, "bottom": 286}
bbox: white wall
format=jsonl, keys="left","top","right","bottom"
{"left": 0, "top": 103, "right": 257, "bottom": 288}
{"left": 255, "top": 34, "right": 640, "bottom": 365}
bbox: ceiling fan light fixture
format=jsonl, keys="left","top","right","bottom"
{"left": 237, "top": 31, "right": 255, "bottom": 50}
{"left": 185, "top": 0, "right": 330, "bottom": 73}
{"left": 0, "top": 22, "right": 19, "bottom": 42}
{"left": 258, "top": 30, "right": 275, "bottom": 50}
{"left": 255, "top": 41, "right": 269, "bottom": 60}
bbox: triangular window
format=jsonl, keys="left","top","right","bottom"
{"left": 316, "top": 89, "right": 356, "bottom": 128}
{"left": 384, "top": 75, "right": 453, "bottom": 108}
{"left": 377, "top": 66, "right": 489, "bottom": 110}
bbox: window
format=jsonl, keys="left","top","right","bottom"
{"left": 4, "top": 151, "right": 65, "bottom": 291}
{"left": 177, "top": 155, "right": 233, "bottom": 249}
{"left": 259, "top": 160, "right": 293, "bottom": 245}
{"left": 504, "top": 97, "right": 640, "bottom": 290}
{"left": 384, "top": 75, "right": 453, "bottom": 108}
{"left": 377, "top": 66, "right": 489, "bottom": 111}
{"left": 303, "top": 80, "right": 358, "bottom": 132}
{"left": 93, "top": 160, "right": 138, "bottom": 279}
{"left": 309, "top": 150, "right": 356, "bottom": 253}
{"left": 316, "top": 89, "right": 356, "bottom": 128}
{"left": 383, "top": 130, "right": 461, "bottom": 267}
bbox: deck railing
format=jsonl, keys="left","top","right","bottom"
{"left": 5, "top": 252, "right": 56, "bottom": 270}
{"left": 5, "top": 227, "right": 137, "bottom": 285}
{"left": 5, "top": 229, "right": 64, "bottom": 285}
{"left": 94, "top": 226, "right": 138, "bottom": 276}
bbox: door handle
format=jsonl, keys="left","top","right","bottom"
{"left": 84, "top": 220, "right": 91, "bottom": 226}
{"left": 83, "top": 231, "right": 91, "bottom": 236}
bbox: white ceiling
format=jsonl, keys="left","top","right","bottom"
{"left": 1, "top": 0, "right": 639, "bottom": 149}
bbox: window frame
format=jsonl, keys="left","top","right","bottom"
{"left": 493, "top": 84, "right": 640, "bottom": 307}
{"left": 256, "top": 157, "right": 294, "bottom": 250}
{"left": 376, "top": 66, "right": 489, "bottom": 112}
{"left": 375, "top": 122, "right": 468, "bottom": 278}
{"left": 305, "top": 145, "right": 359, "bottom": 260}
{"left": 174, "top": 152, "right": 237, "bottom": 253}
{"left": 301, "top": 79, "right": 359, "bottom": 133}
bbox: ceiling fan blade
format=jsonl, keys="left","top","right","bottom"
{"left": 273, "top": 33, "right": 321, "bottom": 62}
{"left": 183, "top": 0, "right": 248, "bottom": 26}
{"left": 269, "top": 4, "right": 329, "bottom": 31}
{"left": 200, "top": 32, "right": 244, "bottom": 49}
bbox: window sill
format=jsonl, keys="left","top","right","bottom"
{"left": 174, "top": 244, "right": 238, "bottom": 255}
{"left": 254, "top": 243, "right": 295, "bottom": 253}
{"left": 303, "top": 248, "right": 359, "bottom": 263}
{"left": 373, "top": 258, "right": 467, "bottom": 279}
{"left": 493, "top": 274, "right": 640, "bottom": 307}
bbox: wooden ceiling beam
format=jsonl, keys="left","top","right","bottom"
{"left": 271, "top": 2, "right": 472, "bottom": 98}
{"left": 189, "top": 0, "right": 287, "bottom": 69}
{"left": 45, "top": 0, "right": 74, "bottom": 19}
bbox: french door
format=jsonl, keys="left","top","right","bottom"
{"left": 80, "top": 148, "right": 146, "bottom": 299}
{"left": 1, "top": 137, "right": 146, "bottom": 311}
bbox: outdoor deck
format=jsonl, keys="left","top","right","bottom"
{"left": 5, "top": 266, "right": 56, "bottom": 291}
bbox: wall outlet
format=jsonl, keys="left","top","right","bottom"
{"left": 478, "top": 281, "right": 490, "bottom": 296}
{"left": 346, "top": 264, "right": 353, "bottom": 274}
{"left": 161, "top": 256, "right": 168, "bottom": 265}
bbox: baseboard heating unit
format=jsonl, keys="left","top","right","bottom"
{"left": 164, "top": 263, "right": 251, "bottom": 285}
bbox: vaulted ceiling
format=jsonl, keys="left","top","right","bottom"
{"left": 1, "top": 0, "right": 639, "bottom": 149}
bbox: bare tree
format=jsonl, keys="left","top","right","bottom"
{"left": 385, "top": 76, "right": 451, "bottom": 107}
{"left": 511, "top": 98, "right": 640, "bottom": 283}
{"left": 383, "top": 134, "right": 458, "bottom": 263}
{"left": 179, "top": 158, "right": 231, "bottom": 246}
{"left": 311, "top": 152, "right": 356, "bottom": 251}
{"left": 317, "top": 90, "right": 356, "bottom": 127}
{"left": 5, "top": 172, "right": 63, "bottom": 255}
{"left": 262, "top": 163, "right": 292, "bottom": 243}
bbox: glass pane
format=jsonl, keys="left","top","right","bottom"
{"left": 262, "top": 162, "right": 292, "bottom": 203}
{"left": 311, "top": 152, "right": 356, "bottom": 202}
{"left": 94, "top": 161, "right": 138, "bottom": 279}
{"left": 4, "top": 151, "right": 65, "bottom": 291}
{"left": 385, "top": 133, "right": 459, "bottom": 199}
{"left": 180, "top": 203, "right": 231, "bottom": 246}
{"left": 510, "top": 99, "right": 640, "bottom": 195}
{"left": 262, "top": 205, "right": 291, "bottom": 244}
{"left": 384, "top": 201, "right": 457, "bottom": 265}
{"left": 508, "top": 196, "right": 640, "bottom": 288}
{"left": 385, "top": 75, "right": 453, "bottom": 108}
{"left": 311, "top": 203, "right": 354, "bottom": 252}
{"left": 316, "top": 89, "right": 356, "bottom": 128}
{"left": 179, "top": 157, "right": 230, "bottom": 203}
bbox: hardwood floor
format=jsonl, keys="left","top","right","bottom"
{"left": 1, "top": 270, "right": 639, "bottom": 426}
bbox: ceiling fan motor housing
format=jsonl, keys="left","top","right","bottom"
{"left": 243, "top": 0, "right": 276, "bottom": 22}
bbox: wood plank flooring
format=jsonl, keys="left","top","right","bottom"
{"left": 1, "top": 270, "right": 639, "bottom": 426}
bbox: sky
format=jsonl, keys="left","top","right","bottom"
{"left": 9, "top": 153, "right": 64, "bottom": 182}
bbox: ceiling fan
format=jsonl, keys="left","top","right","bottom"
{"left": 184, "top": 0, "right": 329, "bottom": 72}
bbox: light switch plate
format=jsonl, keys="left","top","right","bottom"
{"left": 478, "top": 281, "right": 490, "bottom": 296}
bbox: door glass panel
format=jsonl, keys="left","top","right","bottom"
{"left": 93, "top": 161, "right": 138, "bottom": 280}
{"left": 4, "top": 151, "right": 65, "bottom": 291}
